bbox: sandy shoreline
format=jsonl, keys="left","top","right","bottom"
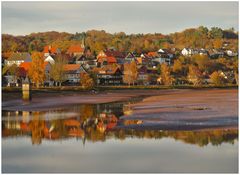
{"left": 119, "top": 89, "right": 238, "bottom": 130}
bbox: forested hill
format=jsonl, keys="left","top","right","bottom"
{"left": 2, "top": 26, "right": 238, "bottom": 54}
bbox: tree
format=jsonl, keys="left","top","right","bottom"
{"left": 2, "top": 64, "right": 21, "bottom": 85}
{"left": 123, "top": 63, "right": 131, "bottom": 86}
{"left": 187, "top": 65, "right": 203, "bottom": 86}
{"left": 28, "top": 52, "right": 45, "bottom": 88}
{"left": 130, "top": 61, "right": 138, "bottom": 85}
{"left": 210, "top": 71, "right": 225, "bottom": 86}
{"left": 80, "top": 72, "right": 94, "bottom": 89}
{"left": 173, "top": 59, "right": 183, "bottom": 74}
{"left": 192, "top": 55, "right": 210, "bottom": 72}
{"left": 49, "top": 55, "right": 67, "bottom": 86}
{"left": 123, "top": 61, "right": 138, "bottom": 86}
{"left": 160, "top": 63, "right": 174, "bottom": 85}
{"left": 213, "top": 38, "right": 223, "bottom": 49}
{"left": 209, "top": 27, "right": 223, "bottom": 39}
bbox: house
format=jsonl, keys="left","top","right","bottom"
{"left": 208, "top": 49, "right": 224, "bottom": 59}
{"left": 181, "top": 48, "right": 198, "bottom": 56}
{"left": 75, "top": 55, "right": 89, "bottom": 65}
{"left": 225, "top": 50, "right": 237, "bottom": 57}
{"left": 44, "top": 55, "right": 55, "bottom": 64}
{"left": 124, "top": 52, "right": 136, "bottom": 64}
{"left": 97, "top": 56, "right": 117, "bottom": 66}
{"left": 199, "top": 48, "right": 208, "bottom": 56}
{"left": 137, "top": 65, "right": 149, "bottom": 85}
{"left": 5, "top": 52, "right": 31, "bottom": 66}
{"left": 64, "top": 64, "right": 88, "bottom": 84}
{"left": 93, "top": 65, "right": 123, "bottom": 85}
{"left": 43, "top": 45, "right": 61, "bottom": 57}
{"left": 147, "top": 51, "right": 170, "bottom": 65}
{"left": 158, "top": 48, "right": 176, "bottom": 61}
{"left": 97, "top": 50, "right": 126, "bottom": 64}
{"left": 67, "top": 45, "right": 85, "bottom": 56}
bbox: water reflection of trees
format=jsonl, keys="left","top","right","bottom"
{"left": 2, "top": 103, "right": 238, "bottom": 147}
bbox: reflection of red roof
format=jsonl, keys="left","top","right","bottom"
{"left": 64, "top": 120, "right": 81, "bottom": 127}
{"left": 68, "top": 129, "right": 84, "bottom": 137}
{"left": 43, "top": 45, "right": 59, "bottom": 54}
{"left": 67, "top": 45, "right": 84, "bottom": 54}
{"left": 106, "top": 122, "right": 117, "bottom": 130}
{"left": 109, "top": 115, "right": 118, "bottom": 123}
{"left": 20, "top": 123, "right": 30, "bottom": 132}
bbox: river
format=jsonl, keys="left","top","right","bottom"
{"left": 2, "top": 97, "right": 238, "bottom": 173}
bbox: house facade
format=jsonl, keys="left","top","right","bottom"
{"left": 5, "top": 52, "right": 31, "bottom": 66}
{"left": 64, "top": 64, "right": 88, "bottom": 84}
{"left": 93, "top": 65, "right": 123, "bottom": 85}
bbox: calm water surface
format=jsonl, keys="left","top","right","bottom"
{"left": 2, "top": 99, "right": 238, "bottom": 173}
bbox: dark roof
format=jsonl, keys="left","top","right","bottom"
{"left": 104, "top": 50, "right": 126, "bottom": 58}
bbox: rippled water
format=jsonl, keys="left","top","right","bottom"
{"left": 2, "top": 99, "right": 238, "bottom": 173}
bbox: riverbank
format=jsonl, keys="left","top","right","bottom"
{"left": 119, "top": 88, "right": 238, "bottom": 131}
{"left": 2, "top": 89, "right": 170, "bottom": 111}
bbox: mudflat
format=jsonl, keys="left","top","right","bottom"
{"left": 120, "top": 88, "right": 238, "bottom": 130}
{"left": 2, "top": 88, "right": 238, "bottom": 130}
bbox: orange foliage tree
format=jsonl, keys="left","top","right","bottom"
{"left": 28, "top": 52, "right": 45, "bottom": 88}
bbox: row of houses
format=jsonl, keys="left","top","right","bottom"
{"left": 2, "top": 43, "right": 238, "bottom": 87}
{"left": 181, "top": 47, "right": 238, "bottom": 58}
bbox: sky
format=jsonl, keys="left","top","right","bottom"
{"left": 1, "top": 1, "right": 239, "bottom": 36}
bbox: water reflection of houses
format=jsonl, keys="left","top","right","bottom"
{"left": 2, "top": 106, "right": 238, "bottom": 147}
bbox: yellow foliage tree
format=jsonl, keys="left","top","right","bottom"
{"left": 213, "top": 38, "right": 223, "bottom": 49}
{"left": 28, "top": 52, "right": 45, "bottom": 88}
{"left": 123, "top": 61, "right": 138, "bottom": 86}
{"left": 160, "top": 63, "right": 174, "bottom": 85}
{"left": 210, "top": 71, "right": 225, "bottom": 86}
{"left": 80, "top": 72, "right": 94, "bottom": 89}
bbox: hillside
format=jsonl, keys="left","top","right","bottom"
{"left": 2, "top": 26, "right": 238, "bottom": 54}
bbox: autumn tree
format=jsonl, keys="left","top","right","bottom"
{"left": 80, "top": 72, "right": 94, "bottom": 89}
{"left": 160, "top": 63, "right": 174, "bottom": 85}
{"left": 213, "top": 38, "right": 223, "bottom": 49}
{"left": 123, "top": 61, "right": 138, "bottom": 86}
{"left": 28, "top": 52, "right": 45, "bottom": 88}
{"left": 187, "top": 65, "right": 203, "bottom": 86}
{"left": 173, "top": 59, "right": 183, "bottom": 74}
{"left": 210, "top": 71, "right": 225, "bottom": 86}
{"left": 192, "top": 55, "right": 210, "bottom": 72}
{"left": 49, "top": 55, "right": 67, "bottom": 86}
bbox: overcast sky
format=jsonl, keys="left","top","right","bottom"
{"left": 2, "top": 1, "right": 239, "bottom": 36}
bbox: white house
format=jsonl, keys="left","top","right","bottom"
{"left": 44, "top": 55, "right": 55, "bottom": 64}
{"left": 5, "top": 52, "right": 31, "bottom": 66}
{"left": 181, "top": 48, "right": 191, "bottom": 56}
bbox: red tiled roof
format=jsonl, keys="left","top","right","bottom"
{"left": 147, "top": 52, "right": 159, "bottom": 57}
{"left": 64, "top": 64, "right": 81, "bottom": 71}
{"left": 43, "top": 45, "right": 59, "bottom": 54}
{"left": 97, "top": 56, "right": 117, "bottom": 64}
{"left": 19, "top": 62, "right": 49, "bottom": 72}
{"left": 19, "top": 62, "right": 31, "bottom": 71}
{"left": 93, "top": 65, "right": 121, "bottom": 75}
{"left": 67, "top": 45, "right": 84, "bottom": 54}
